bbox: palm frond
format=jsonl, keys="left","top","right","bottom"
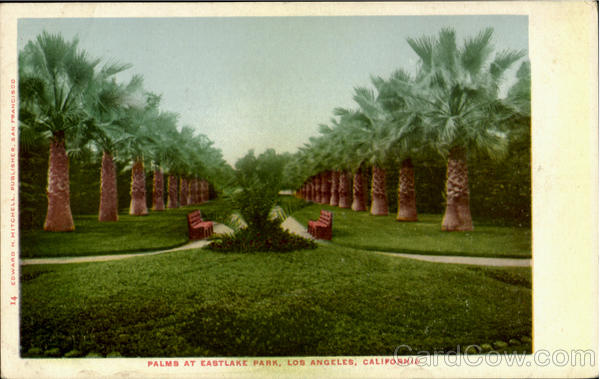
{"left": 435, "top": 28, "right": 457, "bottom": 73}
{"left": 390, "top": 68, "right": 412, "bottom": 83}
{"left": 407, "top": 35, "right": 435, "bottom": 71}
{"left": 352, "top": 86, "right": 379, "bottom": 122}
{"left": 460, "top": 27, "right": 494, "bottom": 76}
{"left": 489, "top": 49, "right": 526, "bottom": 80}
{"left": 100, "top": 60, "right": 133, "bottom": 78}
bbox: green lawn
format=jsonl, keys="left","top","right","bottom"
{"left": 292, "top": 203, "right": 531, "bottom": 258}
{"left": 20, "top": 200, "right": 232, "bottom": 258}
{"left": 20, "top": 244, "right": 531, "bottom": 358}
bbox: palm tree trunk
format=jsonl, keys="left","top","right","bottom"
{"left": 152, "top": 168, "right": 165, "bottom": 211}
{"left": 179, "top": 177, "right": 189, "bottom": 206}
{"left": 314, "top": 175, "right": 321, "bottom": 203}
{"left": 189, "top": 178, "right": 195, "bottom": 205}
{"left": 351, "top": 168, "right": 367, "bottom": 211}
{"left": 44, "top": 132, "right": 75, "bottom": 231}
{"left": 442, "top": 147, "right": 473, "bottom": 231}
{"left": 304, "top": 182, "right": 309, "bottom": 200}
{"left": 205, "top": 181, "right": 210, "bottom": 201}
{"left": 190, "top": 179, "right": 195, "bottom": 203}
{"left": 167, "top": 175, "right": 179, "bottom": 208}
{"left": 200, "top": 179, "right": 206, "bottom": 202}
{"left": 199, "top": 179, "right": 205, "bottom": 202}
{"left": 195, "top": 178, "right": 200, "bottom": 204}
{"left": 320, "top": 171, "right": 330, "bottom": 204}
{"left": 338, "top": 171, "right": 352, "bottom": 208}
{"left": 329, "top": 171, "right": 339, "bottom": 206}
{"left": 192, "top": 178, "right": 199, "bottom": 204}
{"left": 199, "top": 180, "right": 207, "bottom": 202}
{"left": 129, "top": 158, "right": 148, "bottom": 216}
{"left": 396, "top": 158, "right": 418, "bottom": 222}
{"left": 370, "top": 165, "right": 388, "bottom": 215}
{"left": 98, "top": 151, "right": 118, "bottom": 222}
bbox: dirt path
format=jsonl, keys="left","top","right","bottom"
{"left": 20, "top": 216, "right": 530, "bottom": 268}
{"left": 20, "top": 223, "right": 234, "bottom": 266}
{"left": 280, "top": 216, "right": 531, "bottom": 267}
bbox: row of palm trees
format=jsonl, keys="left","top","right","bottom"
{"left": 19, "top": 32, "right": 230, "bottom": 232}
{"left": 287, "top": 28, "right": 530, "bottom": 231}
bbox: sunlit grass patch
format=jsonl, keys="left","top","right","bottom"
{"left": 292, "top": 203, "right": 531, "bottom": 258}
{"left": 21, "top": 244, "right": 531, "bottom": 357}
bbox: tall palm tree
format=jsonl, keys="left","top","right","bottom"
{"left": 117, "top": 92, "right": 161, "bottom": 216}
{"left": 84, "top": 74, "right": 140, "bottom": 221}
{"left": 397, "top": 27, "right": 525, "bottom": 231}
{"left": 18, "top": 32, "right": 127, "bottom": 231}
{"left": 351, "top": 87, "right": 399, "bottom": 216}
{"left": 331, "top": 107, "right": 374, "bottom": 213}
{"left": 195, "top": 138, "right": 227, "bottom": 203}
{"left": 175, "top": 126, "right": 199, "bottom": 207}
{"left": 154, "top": 112, "right": 181, "bottom": 210}
{"left": 318, "top": 120, "right": 356, "bottom": 209}
{"left": 371, "top": 69, "right": 427, "bottom": 222}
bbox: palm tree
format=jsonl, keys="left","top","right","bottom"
{"left": 331, "top": 107, "right": 373, "bottom": 213}
{"left": 117, "top": 92, "right": 162, "bottom": 216}
{"left": 506, "top": 61, "right": 531, "bottom": 120}
{"left": 175, "top": 126, "right": 199, "bottom": 207}
{"left": 397, "top": 27, "right": 525, "bottom": 231}
{"left": 319, "top": 121, "right": 355, "bottom": 209}
{"left": 370, "top": 70, "right": 426, "bottom": 222}
{"left": 351, "top": 87, "right": 399, "bottom": 216}
{"left": 18, "top": 32, "right": 127, "bottom": 231}
{"left": 84, "top": 74, "right": 140, "bottom": 221}
{"left": 162, "top": 127, "right": 187, "bottom": 209}
{"left": 197, "top": 141, "right": 228, "bottom": 203}
{"left": 148, "top": 111, "right": 180, "bottom": 211}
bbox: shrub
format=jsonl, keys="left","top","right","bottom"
{"left": 212, "top": 150, "right": 316, "bottom": 253}
{"left": 230, "top": 149, "right": 285, "bottom": 232}
{"left": 209, "top": 220, "right": 316, "bottom": 253}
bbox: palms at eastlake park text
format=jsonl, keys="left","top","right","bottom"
{"left": 147, "top": 357, "right": 421, "bottom": 368}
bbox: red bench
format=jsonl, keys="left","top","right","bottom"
{"left": 308, "top": 210, "right": 333, "bottom": 240}
{"left": 187, "top": 210, "right": 214, "bottom": 240}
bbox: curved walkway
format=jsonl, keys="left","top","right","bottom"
{"left": 281, "top": 216, "right": 531, "bottom": 267}
{"left": 20, "top": 217, "right": 530, "bottom": 267}
{"left": 20, "top": 222, "right": 234, "bottom": 266}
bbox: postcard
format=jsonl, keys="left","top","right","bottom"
{"left": 1, "top": 2, "right": 597, "bottom": 378}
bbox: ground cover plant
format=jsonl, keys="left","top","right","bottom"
{"left": 20, "top": 200, "right": 232, "bottom": 258}
{"left": 21, "top": 244, "right": 531, "bottom": 358}
{"left": 292, "top": 203, "right": 531, "bottom": 258}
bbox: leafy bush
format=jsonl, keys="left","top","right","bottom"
{"left": 229, "top": 149, "right": 285, "bottom": 231}
{"left": 214, "top": 149, "right": 316, "bottom": 252}
{"left": 209, "top": 220, "right": 316, "bottom": 253}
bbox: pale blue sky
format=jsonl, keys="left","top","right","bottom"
{"left": 19, "top": 16, "right": 528, "bottom": 165}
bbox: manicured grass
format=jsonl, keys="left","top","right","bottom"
{"left": 20, "top": 200, "right": 233, "bottom": 258}
{"left": 292, "top": 203, "right": 531, "bottom": 258}
{"left": 20, "top": 244, "right": 531, "bottom": 358}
